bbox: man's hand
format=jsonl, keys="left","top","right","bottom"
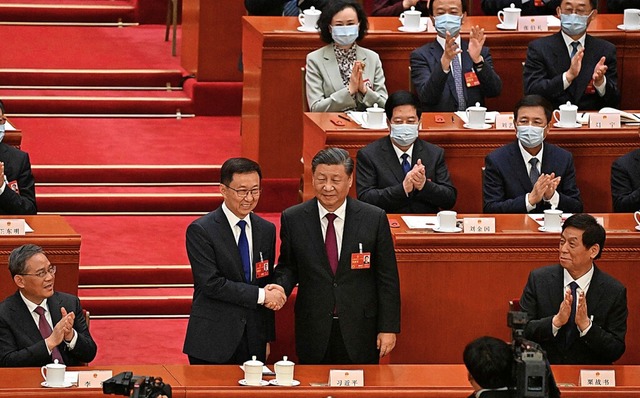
{"left": 46, "top": 311, "right": 74, "bottom": 350}
{"left": 566, "top": 48, "right": 584, "bottom": 83}
{"left": 0, "top": 161, "right": 4, "bottom": 181}
{"left": 402, "top": 0, "right": 420, "bottom": 9}
{"left": 529, "top": 174, "right": 551, "bottom": 205}
{"left": 377, "top": 333, "right": 397, "bottom": 358}
{"left": 592, "top": 56, "right": 607, "bottom": 87}
{"left": 411, "top": 159, "right": 427, "bottom": 191}
{"left": 266, "top": 342, "right": 271, "bottom": 360}
{"left": 542, "top": 174, "right": 561, "bottom": 201}
{"left": 575, "top": 288, "right": 591, "bottom": 332}
{"left": 468, "top": 25, "right": 485, "bottom": 63}
{"left": 264, "top": 284, "right": 286, "bottom": 311}
{"left": 402, "top": 170, "right": 415, "bottom": 194}
{"left": 552, "top": 286, "right": 573, "bottom": 329}
{"left": 60, "top": 307, "right": 75, "bottom": 342}
{"left": 441, "top": 32, "right": 462, "bottom": 72}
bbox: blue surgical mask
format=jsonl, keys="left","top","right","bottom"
{"left": 390, "top": 123, "right": 419, "bottom": 147}
{"left": 331, "top": 24, "right": 359, "bottom": 47}
{"left": 516, "top": 125, "right": 545, "bottom": 148}
{"left": 0, "top": 124, "right": 5, "bottom": 143}
{"left": 560, "top": 12, "right": 591, "bottom": 36}
{"left": 434, "top": 14, "right": 462, "bottom": 37}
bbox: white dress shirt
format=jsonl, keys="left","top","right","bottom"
{"left": 20, "top": 292, "right": 78, "bottom": 353}
{"left": 551, "top": 265, "right": 595, "bottom": 336}
{"left": 318, "top": 199, "right": 348, "bottom": 260}
{"left": 518, "top": 140, "right": 560, "bottom": 211}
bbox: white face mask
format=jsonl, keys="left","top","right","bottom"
{"left": 516, "top": 125, "right": 545, "bottom": 148}
{"left": 0, "top": 124, "right": 5, "bottom": 143}
{"left": 331, "top": 24, "right": 359, "bottom": 46}
{"left": 390, "top": 123, "right": 419, "bottom": 146}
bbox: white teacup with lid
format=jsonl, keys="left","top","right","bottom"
{"left": 41, "top": 359, "right": 66, "bottom": 387}
{"left": 399, "top": 6, "right": 422, "bottom": 30}
{"left": 243, "top": 355, "right": 264, "bottom": 386}
{"left": 465, "top": 102, "right": 487, "bottom": 128}
{"left": 298, "top": 6, "right": 321, "bottom": 30}
{"left": 498, "top": 3, "right": 521, "bottom": 29}
{"left": 364, "top": 103, "right": 386, "bottom": 127}
{"left": 274, "top": 355, "right": 295, "bottom": 385}
{"left": 553, "top": 101, "right": 578, "bottom": 127}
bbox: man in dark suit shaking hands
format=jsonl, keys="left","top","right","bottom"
{"left": 183, "top": 158, "right": 285, "bottom": 365}
{"left": 274, "top": 148, "right": 401, "bottom": 364}
{"left": 0, "top": 244, "right": 97, "bottom": 367}
{"left": 520, "top": 213, "right": 627, "bottom": 364}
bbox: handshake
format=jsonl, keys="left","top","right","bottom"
{"left": 264, "top": 284, "right": 287, "bottom": 311}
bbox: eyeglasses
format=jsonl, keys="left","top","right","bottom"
{"left": 20, "top": 265, "right": 56, "bottom": 278}
{"left": 225, "top": 186, "right": 262, "bottom": 199}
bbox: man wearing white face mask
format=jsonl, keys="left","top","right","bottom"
{"left": 305, "top": 0, "right": 388, "bottom": 112}
{"left": 483, "top": 95, "right": 583, "bottom": 214}
{"left": 356, "top": 91, "right": 457, "bottom": 213}
{"left": 523, "top": 0, "right": 619, "bottom": 110}
{"left": 0, "top": 101, "right": 36, "bottom": 215}
{"left": 410, "top": 0, "right": 502, "bottom": 112}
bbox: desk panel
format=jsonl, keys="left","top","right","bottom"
{"left": 0, "top": 216, "right": 80, "bottom": 301}
{"left": 303, "top": 112, "right": 640, "bottom": 213}
{"left": 388, "top": 213, "right": 640, "bottom": 364}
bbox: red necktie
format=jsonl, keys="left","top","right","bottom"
{"left": 325, "top": 213, "right": 339, "bottom": 274}
{"left": 34, "top": 306, "right": 64, "bottom": 364}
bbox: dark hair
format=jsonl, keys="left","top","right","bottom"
{"left": 220, "top": 158, "right": 262, "bottom": 186}
{"left": 311, "top": 147, "right": 354, "bottom": 176}
{"left": 318, "top": 0, "right": 368, "bottom": 44}
{"left": 562, "top": 213, "right": 606, "bottom": 259}
{"left": 9, "top": 244, "right": 44, "bottom": 278}
{"left": 385, "top": 90, "right": 421, "bottom": 120}
{"left": 429, "top": 0, "right": 468, "bottom": 15}
{"left": 514, "top": 95, "right": 553, "bottom": 124}
{"left": 560, "top": 0, "right": 598, "bottom": 10}
{"left": 0, "top": 100, "right": 5, "bottom": 114}
{"left": 463, "top": 336, "right": 514, "bottom": 390}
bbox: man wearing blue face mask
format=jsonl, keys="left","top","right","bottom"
{"left": 356, "top": 90, "right": 457, "bottom": 213}
{"left": 523, "top": 0, "right": 619, "bottom": 110}
{"left": 410, "top": 0, "right": 502, "bottom": 112}
{"left": 483, "top": 95, "right": 583, "bottom": 214}
{"left": 0, "top": 101, "right": 36, "bottom": 215}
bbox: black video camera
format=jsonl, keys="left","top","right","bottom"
{"left": 103, "top": 372, "right": 172, "bottom": 398}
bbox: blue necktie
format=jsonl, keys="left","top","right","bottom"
{"left": 451, "top": 55, "right": 466, "bottom": 111}
{"left": 237, "top": 220, "right": 251, "bottom": 283}
{"left": 283, "top": 0, "right": 299, "bottom": 16}
{"left": 401, "top": 153, "right": 411, "bottom": 175}
{"left": 529, "top": 158, "right": 540, "bottom": 186}
{"left": 570, "top": 41, "right": 580, "bottom": 58}
{"left": 565, "top": 281, "right": 579, "bottom": 346}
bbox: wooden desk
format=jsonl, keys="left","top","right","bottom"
{"left": 303, "top": 112, "right": 640, "bottom": 213}
{"left": 0, "top": 216, "right": 81, "bottom": 301}
{"left": 5, "top": 119, "right": 22, "bottom": 148}
{"left": 388, "top": 213, "right": 640, "bottom": 364}
{"left": 242, "top": 15, "right": 635, "bottom": 180}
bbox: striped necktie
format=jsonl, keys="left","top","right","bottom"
{"left": 451, "top": 56, "right": 466, "bottom": 111}
{"left": 283, "top": 0, "right": 299, "bottom": 16}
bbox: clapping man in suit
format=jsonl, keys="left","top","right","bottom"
{"left": 183, "top": 158, "right": 286, "bottom": 365}
{"left": 611, "top": 148, "right": 640, "bottom": 212}
{"left": 411, "top": 0, "right": 502, "bottom": 112}
{"left": 357, "top": 90, "right": 457, "bottom": 213}
{"left": 0, "top": 244, "right": 97, "bottom": 367}
{"left": 483, "top": 95, "right": 583, "bottom": 213}
{"left": 274, "top": 148, "right": 401, "bottom": 364}
{"left": 0, "top": 100, "right": 37, "bottom": 215}
{"left": 520, "top": 213, "right": 627, "bottom": 364}
{"left": 523, "top": 0, "right": 620, "bottom": 110}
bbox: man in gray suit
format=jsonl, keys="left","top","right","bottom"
{"left": 274, "top": 148, "right": 401, "bottom": 364}
{"left": 357, "top": 90, "right": 457, "bottom": 213}
{"left": 183, "top": 158, "right": 285, "bottom": 365}
{"left": 519, "top": 213, "right": 627, "bottom": 364}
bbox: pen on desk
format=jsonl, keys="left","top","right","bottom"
{"left": 338, "top": 114, "right": 350, "bottom": 122}
{"left": 451, "top": 116, "right": 455, "bottom": 123}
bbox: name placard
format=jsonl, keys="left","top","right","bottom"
{"left": 518, "top": 16, "right": 548, "bottom": 31}
{"left": 463, "top": 218, "right": 496, "bottom": 233}
{"left": 495, "top": 114, "right": 515, "bottom": 130}
{"left": 0, "top": 219, "right": 25, "bottom": 235}
{"left": 589, "top": 113, "right": 621, "bottom": 129}
{"left": 77, "top": 370, "right": 113, "bottom": 388}
{"left": 329, "top": 369, "right": 364, "bottom": 387}
{"left": 580, "top": 370, "right": 615, "bottom": 387}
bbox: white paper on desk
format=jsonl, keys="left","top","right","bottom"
{"left": 5, "top": 121, "right": 17, "bottom": 131}
{"left": 547, "top": 15, "right": 561, "bottom": 27}
{"left": 345, "top": 111, "right": 388, "bottom": 129}
{"left": 65, "top": 371, "right": 79, "bottom": 385}
{"left": 402, "top": 215, "right": 437, "bottom": 229}
{"left": 599, "top": 107, "right": 640, "bottom": 123}
{"left": 239, "top": 365, "right": 275, "bottom": 376}
{"left": 454, "top": 111, "right": 501, "bottom": 124}
{"left": 577, "top": 112, "right": 590, "bottom": 124}
{"left": 25, "top": 222, "right": 33, "bottom": 233}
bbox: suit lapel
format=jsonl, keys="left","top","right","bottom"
{"left": 508, "top": 142, "right": 533, "bottom": 191}
{"left": 9, "top": 292, "right": 48, "bottom": 344}
{"left": 429, "top": 43, "right": 457, "bottom": 101}
{"left": 323, "top": 46, "right": 345, "bottom": 94}
{"left": 337, "top": 198, "right": 362, "bottom": 276}
{"left": 304, "top": 199, "right": 335, "bottom": 277}
{"left": 571, "top": 35, "right": 596, "bottom": 102}
{"left": 549, "top": 266, "right": 565, "bottom": 313}
{"left": 585, "top": 266, "right": 606, "bottom": 320}
{"left": 214, "top": 208, "right": 245, "bottom": 281}
{"left": 382, "top": 137, "right": 406, "bottom": 184}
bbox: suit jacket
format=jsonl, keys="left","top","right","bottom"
{"left": 483, "top": 141, "right": 583, "bottom": 213}
{"left": 274, "top": 197, "right": 401, "bottom": 364}
{"left": 410, "top": 40, "right": 502, "bottom": 112}
{"left": 371, "top": 0, "right": 429, "bottom": 16}
{"left": 183, "top": 208, "right": 277, "bottom": 363}
{"left": 524, "top": 32, "right": 620, "bottom": 110}
{"left": 0, "top": 291, "right": 96, "bottom": 367}
{"left": 611, "top": 149, "right": 640, "bottom": 212}
{"left": 519, "top": 264, "right": 627, "bottom": 364}
{"left": 468, "top": 390, "right": 515, "bottom": 398}
{"left": 356, "top": 136, "right": 457, "bottom": 213}
{"left": 306, "top": 44, "right": 388, "bottom": 112}
{"left": 0, "top": 143, "right": 36, "bottom": 215}
{"left": 481, "top": 0, "right": 560, "bottom": 15}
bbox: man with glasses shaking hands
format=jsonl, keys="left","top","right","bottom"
{"left": 0, "top": 244, "right": 97, "bottom": 367}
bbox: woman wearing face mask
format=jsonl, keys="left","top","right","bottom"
{"left": 305, "top": 0, "right": 388, "bottom": 112}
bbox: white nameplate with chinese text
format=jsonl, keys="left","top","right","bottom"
{"left": 463, "top": 218, "right": 496, "bottom": 234}
{"left": 589, "top": 113, "right": 620, "bottom": 129}
{"left": 518, "top": 16, "right": 548, "bottom": 31}
{"left": 580, "top": 370, "right": 615, "bottom": 387}
{"left": 77, "top": 370, "right": 113, "bottom": 388}
{"left": 495, "top": 114, "right": 515, "bottom": 130}
{"left": 0, "top": 219, "right": 25, "bottom": 235}
{"left": 329, "top": 369, "right": 364, "bottom": 387}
